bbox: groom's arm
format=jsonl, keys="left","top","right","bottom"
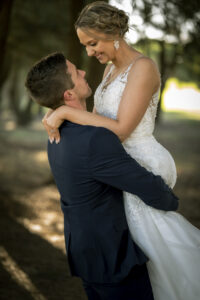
{"left": 89, "top": 127, "right": 178, "bottom": 211}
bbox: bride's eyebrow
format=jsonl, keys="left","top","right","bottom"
{"left": 81, "top": 39, "right": 97, "bottom": 46}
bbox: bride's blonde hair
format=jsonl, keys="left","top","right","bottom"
{"left": 75, "top": 1, "right": 129, "bottom": 38}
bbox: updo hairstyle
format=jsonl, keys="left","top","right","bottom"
{"left": 75, "top": 1, "right": 129, "bottom": 38}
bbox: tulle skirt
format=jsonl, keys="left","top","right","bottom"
{"left": 124, "top": 194, "right": 200, "bottom": 300}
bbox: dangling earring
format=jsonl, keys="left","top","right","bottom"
{"left": 114, "top": 40, "right": 119, "bottom": 50}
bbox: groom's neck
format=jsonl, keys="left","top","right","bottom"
{"left": 68, "top": 97, "right": 87, "bottom": 111}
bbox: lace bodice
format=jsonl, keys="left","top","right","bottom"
{"left": 95, "top": 63, "right": 159, "bottom": 140}
{"left": 94, "top": 63, "right": 177, "bottom": 188}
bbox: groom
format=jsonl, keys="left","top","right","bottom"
{"left": 25, "top": 53, "right": 178, "bottom": 300}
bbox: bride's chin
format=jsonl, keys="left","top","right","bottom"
{"left": 98, "top": 57, "right": 109, "bottom": 64}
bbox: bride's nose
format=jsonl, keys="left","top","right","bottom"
{"left": 86, "top": 46, "right": 95, "bottom": 57}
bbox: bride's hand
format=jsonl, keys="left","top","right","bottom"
{"left": 42, "top": 108, "right": 63, "bottom": 143}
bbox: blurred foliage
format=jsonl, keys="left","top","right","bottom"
{"left": 124, "top": 0, "right": 200, "bottom": 118}
{"left": 0, "top": 0, "right": 106, "bottom": 125}
{"left": 0, "top": 0, "right": 199, "bottom": 126}
{"left": 135, "top": 39, "right": 200, "bottom": 87}
{"left": 131, "top": 0, "right": 200, "bottom": 80}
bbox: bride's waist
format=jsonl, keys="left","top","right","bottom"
{"left": 122, "top": 135, "right": 174, "bottom": 162}
{"left": 122, "top": 134, "right": 177, "bottom": 188}
{"left": 123, "top": 134, "right": 156, "bottom": 146}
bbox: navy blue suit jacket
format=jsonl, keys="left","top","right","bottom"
{"left": 48, "top": 121, "right": 178, "bottom": 284}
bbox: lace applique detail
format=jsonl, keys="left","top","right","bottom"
{"left": 123, "top": 193, "right": 151, "bottom": 225}
{"left": 100, "top": 63, "right": 132, "bottom": 98}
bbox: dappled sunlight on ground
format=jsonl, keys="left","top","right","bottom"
{"left": 0, "top": 246, "right": 47, "bottom": 300}
{"left": 3, "top": 120, "right": 17, "bottom": 131}
{"left": 16, "top": 185, "right": 65, "bottom": 252}
{"left": 33, "top": 151, "right": 48, "bottom": 163}
{"left": 17, "top": 208, "right": 65, "bottom": 252}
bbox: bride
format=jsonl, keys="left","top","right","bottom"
{"left": 44, "top": 2, "right": 200, "bottom": 299}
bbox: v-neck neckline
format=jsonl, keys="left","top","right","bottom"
{"left": 101, "top": 54, "right": 144, "bottom": 91}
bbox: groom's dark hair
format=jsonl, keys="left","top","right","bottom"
{"left": 25, "top": 52, "right": 74, "bottom": 109}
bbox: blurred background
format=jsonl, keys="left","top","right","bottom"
{"left": 0, "top": 0, "right": 199, "bottom": 299}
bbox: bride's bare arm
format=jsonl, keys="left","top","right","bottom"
{"left": 92, "top": 106, "right": 97, "bottom": 114}
{"left": 47, "top": 58, "right": 160, "bottom": 142}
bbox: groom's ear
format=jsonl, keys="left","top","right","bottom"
{"left": 63, "top": 89, "right": 74, "bottom": 104}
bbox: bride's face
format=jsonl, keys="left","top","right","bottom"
{"left": 77, "top": 28, "right": 116, "bottom": 64}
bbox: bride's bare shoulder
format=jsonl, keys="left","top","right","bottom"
{"left": 128, "top": 56, "right": 160, "bottom": 88}
{"left": 133, "top": 56, "right": 160, "bottom": 75}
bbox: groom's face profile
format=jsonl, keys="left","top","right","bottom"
{"left": 66, "top": 60, "right": 92, "bottom": 100}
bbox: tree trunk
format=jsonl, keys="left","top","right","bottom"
{"left": 157, "top": 41, "right": 179, "bottom": 122}
{"left": 86, "top": 56, "right": 105, "bottom": 111}
{"left": 66, "top": 1, "right": 85, "bottom": 66}
{"left": 156, "top": 40, "right": 167, "bottom": 122}
{"left": 9, "top": 67, "right": 34, "bottom": 126}
{"left": 0, "top": 0, "right": 13, "bottom": 90}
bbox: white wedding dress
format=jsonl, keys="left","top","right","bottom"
{"left": 94, "top": 63, "right": 200, "bottom": 300}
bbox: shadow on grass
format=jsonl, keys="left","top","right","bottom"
{"left": 0, "top": 190, "right": 86, "bottom": 300}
